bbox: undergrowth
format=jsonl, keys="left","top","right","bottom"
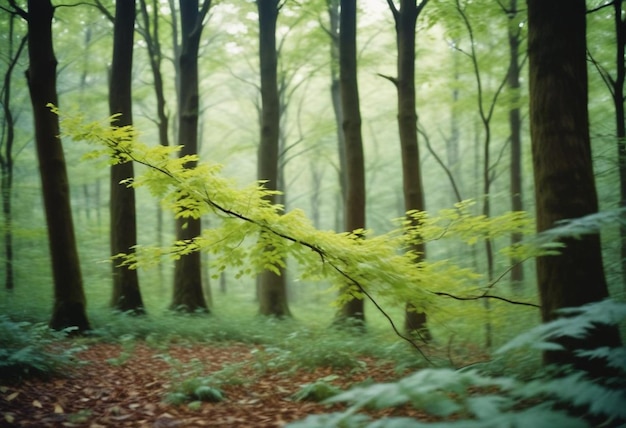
{"left": 0, "top": 316, "right": 83, "bottom": 382}
{"left": 287, "top": 299, "right": 626, "bottom": 428}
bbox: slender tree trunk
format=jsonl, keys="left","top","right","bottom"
{"left": 109, "top": 0, "right": 144, "bottom": 314}
{"left": 256, "top": 0, "right": 291, "bottom": 318}
{"left": 528, "top": 0, "right": 622, "bottom": 373}
{"left": 327, "top": 0, "right": 347, "bottom": 213}
{"left": 612, "top": 0, "right": 626, "bottom": 292}
{"left": 25, "top": 0, "right": 90, "bottom": 331}
{"left": 138, "top": 0, "right": 171, "bottom": 291}
{"left": 171, "top": 0, "right": 210, "bottom": 313}
{"left": 387, "top": 0, "right": 431, "bottom": 341}
{"left": 1, "top": 17, "right": 25, "bottom": 291}
{"left": 337, "top": 0, "right": 366, "bottom": 322}
{"left": 506, "top": 0, "right": 524, "bottom": 288}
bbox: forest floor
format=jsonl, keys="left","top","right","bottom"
{"left": 1, "top": 342, "right": 439, "bottom": 427}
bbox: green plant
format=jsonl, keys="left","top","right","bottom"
{"left": 161, "top": 355, "right": 229, "bottom": 406}
{"left": 286, "top": 300, "right": 626, "bottom": 427}
{"left": 0, "top": 316, "right": 83, "bottom": 381}
{"left": 292, "top": 375, "right": 343, "bottom": 402}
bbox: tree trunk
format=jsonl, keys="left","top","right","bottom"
{"left": 109, "top": 0, "right": 144, "bottom": 314}
{"left": 327, "top": 0, "right": 348, "bottom": 211}
{"left": 506, "top": 0, "right": 524, "bottom": 288}
{"left": 25, "top": 0, "right": 90, "bottom": 331}
{"left": 138, "top": 0, "right": 172, "bottom": 291}
{"left": 337, "top": 0, "right": 366, "bottom": 322}
{"left": 612, "top": 0, "right": 626, "bottom": 292}
{"left": 1, "top": 17, "right": 25, "bottom": 291}
{"left": 257, "top": 0, "right": 291, "bottom": 318}
{"left": 387, "top": 0, "right": 431, "bottom": 341}
{"left": 528, "top": 0, "right": 622, "bottom": 373}
{"left": 171, "top": 0, "right": 210, "bottom": 313}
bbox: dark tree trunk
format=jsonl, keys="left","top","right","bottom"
{"left": 527, "top": 0, "right": 622, "bottom": 373}
{"left": 612, "top": 0, "right": 626, "bottom": 292}
{"left": 327, "top": 0, "right": 347, "bottom": 214}
{"left": 387, "top": 0, "right": 431, "bottom": 341}
{"left": 109, "top": 0, "right": 144, "bottom": 314}
{"left": 337, "top": 0, "right": 366, "bottom": 322}
{"left": 257, "top": 0, "right": 291, "bottom": 318}
{"left": 25, "top": 0, "right": 90, "bottom": 331}
{"left": 506, "top": 0, "right": 524, "bottom": 287}
{"left": 1, "top": 17, "right": 25, "bottom": 291}
{"left": 171, "top": 0, "right": 210, "bottom": 313}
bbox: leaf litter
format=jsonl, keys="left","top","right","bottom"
{"left": 0, "top": 342, "right": 434, "bottom": 427}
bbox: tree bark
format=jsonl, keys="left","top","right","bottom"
{"left": 337, "top": 0, "right": 366, "bottom": 322}
{"left": 528, "top": 0, "right": 622, "bottom": 372}
{"left": 109, "top": 0, "right": 144, "bottom": 314}
{"left": 257, "top": 0, "right": 291, "bottom": 318}
{"left": 387, "top": 0, "right": 431, "bottom": 341}
{"left": 25, "top": 0, "right": 90, "bottom": 331}
{"left": 171, "top": 0, "right": 210, "bottom": 313}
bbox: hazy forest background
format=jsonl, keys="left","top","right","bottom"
{"left": 0, "top": 0, "right": 625, "bottom": 374}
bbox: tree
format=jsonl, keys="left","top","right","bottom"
{"left": 500, "top": 0, "right": 525, "bottom": 287}
{"left": 0, "top": 11, "right": 27, "bottom": 291}
{"left": 325, "top": 0, "right": 347, "bottom": 222}
{"left": 527, "top": 0, "right": 622, "bottom": 372}
{"left": 256, "top": 0, "right": 291, "bottom": 317}
{"left": 171, "top": 0, "right": 211, "bottom": 312}
{"left": 109, "top": 0, "right": 144, "bottom": 314}
{"left": 384, "top": 0, "right": 431, "bottom": 340}
{"left": 337, "top": 0, "right": 366, "bottom": 322}
{"left": 16, "top": 0, "right": 90, "bottom": 331}
{"left": 137, "top": 0, "right": 173, "bottom": 290}
{"left": 588, "top": 0, "right": 626, "bottom": 291}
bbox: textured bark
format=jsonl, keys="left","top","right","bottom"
{"left": 171, "top": 0, "right": 210, "bottom": 313}
{"left": 25, "top": 0, "right": 89, "bottom": 331}
{"left": 257, "top": 0, "right": 291, "bottom": 318}
{"left": 109, "top": 0, "right": 144, "bottom": 314}
{"left": 528, "top": 0, "right": 621, "bottom": 371}
{"left": 386, "top": 0, "right": 431, "bottom": 340}
{"left": 337, "top": 0, "right": 366, "bottom": 322}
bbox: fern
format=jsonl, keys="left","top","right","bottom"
{"left": 286, "top": 300, "right": 626, "bottom": 427}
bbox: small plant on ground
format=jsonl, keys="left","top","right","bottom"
{"left": 0, "top": 316, "right": 83, "bottom": 382}
{"left": 161, "top": 355, "right": 247, "bottom": 406}
{"left": 292, "top": 375, "right": 343, "bottom": 402}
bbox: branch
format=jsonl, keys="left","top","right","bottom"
{"left": 376, "top": 73, "right": 398, "bottom": 87}
{"left": 586, "top": 0, "right": 615, "bottom": 14}
{"left": 430, "top": 291, "right": 539, "bottom": 308}
{"left": 421, "top": 126, "right": 463, "bottom": 203}
{"left": 97, "top": 135, "right": 435, "bottom": 365}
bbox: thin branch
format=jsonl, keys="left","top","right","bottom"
{"left": 421, "top": 126, "right": 463, "bottom": 202}
{"left": 586, "top": 0, "right": 615, "bottom": 14}
{"left": 430, "top": 291, "right": 539, "bottom": 308}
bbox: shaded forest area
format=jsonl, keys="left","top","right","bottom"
{"left": 1, "top": 0, "right": 625, "bottom": 426}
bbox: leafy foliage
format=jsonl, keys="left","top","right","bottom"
{"left": 287, "top": 300, "right": 626, "bottom": 427}
{"left": 53, "top": 107, "right": 542, "bottom": 344}
{"left": 0, "top": 316, "right": 83, "bottom": 382}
